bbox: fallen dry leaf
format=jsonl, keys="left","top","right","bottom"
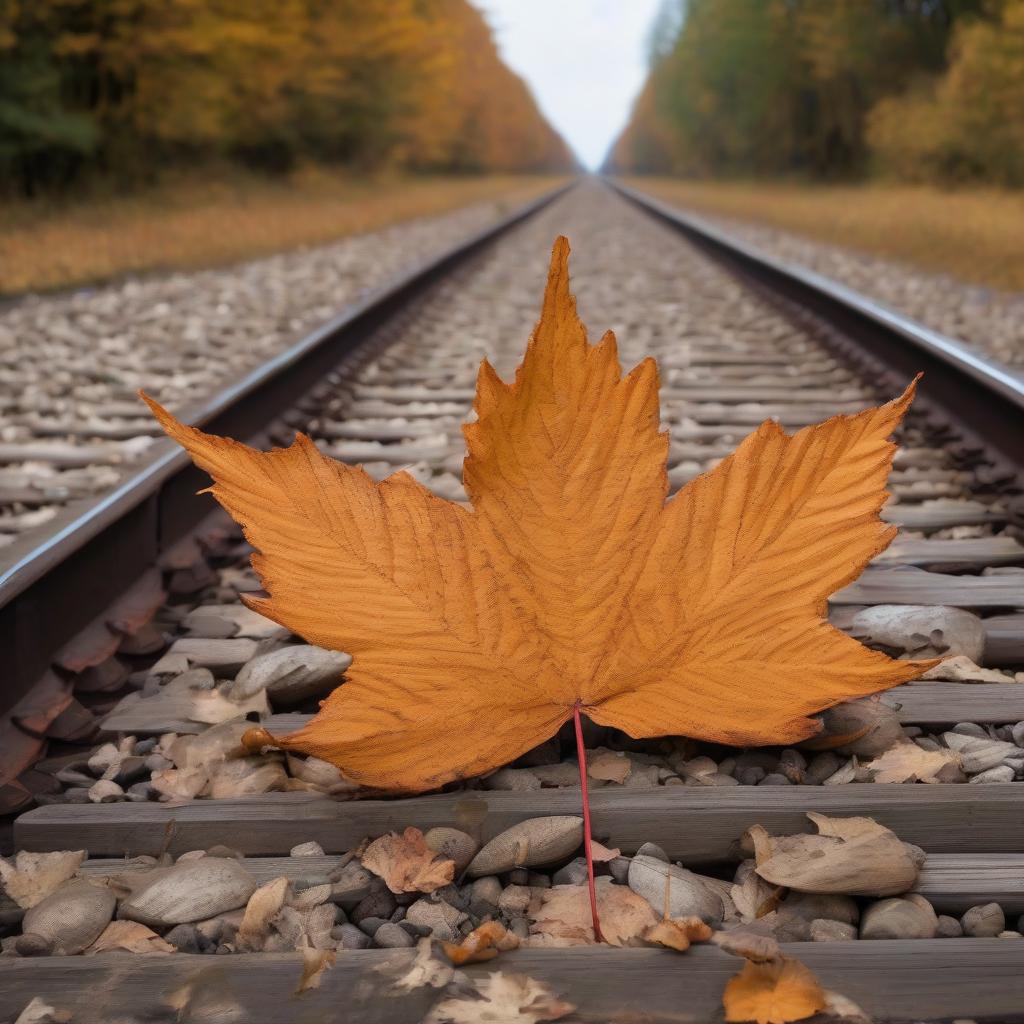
{"left": 589, "top": 841, "right": 620, "bottom": 862}
{"left": 295, "top": 944, "right": 336, "bottom": 994}
{"left": 188, "top": 686, "right": 269, "bottom": 726}
{"left": 529, "top": 877, "right": 658, "bottom": 947}
{"left": 237, "top": 876, "right": 290, "bottom": 951}
{"left": 362, "top": 827, "right": 455, "bottom": 894}
{"left": 865, "top": 740, "right": 961, "bottom": 783}
{"left": 13, "top": 998, "right": 72, "bottom": 1024}
{"left": 723, "top": 957, "right": 827, "bottom": 1024}
{"left": 443, "top": 920, "right": 520, "bottom": 965}
{"left": 644, "top": 915, "right": 712, "bottom": 952}
{"left": 85, "top": 920, "right": 175, "bottom": 955}
{"left": 394, "top": 938, "right": 457, "bottom": 991}
{"left": 425, "top": 972, "right": 575, "bottom": 1024}
{"left": 147, "top": 237, "right": 932, "bottom": 792}
{"left": 749, "top": 813, "right": 924, "bottom": 896}
{"left": 0, "top": 850, "right": 85, "bottom": 909}
{"left": 731, "top": 863, "right": 782, "bottom": 923}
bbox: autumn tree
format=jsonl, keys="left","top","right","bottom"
{"left": 0, "top": 0, "right": 572, "bottom": 196}
{"left": 869, "top": 0, "right": 1024, "bottom": 185}
{"left": 606, "top": 0, "right": 993, "bottom": 181}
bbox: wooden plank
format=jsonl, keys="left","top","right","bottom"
{"left": 0, "top": 944, "right": 1022, "bottom": 1024}
{"left": 916, "top": 854, "right": 1024, "bottom": 914}
{"left": 102, "top": 680, "right": 1024, "bottom": 737}
{"left": 77, "top": 851, "right": 1024, "bottom": 914}
{"left": 986, "top": 614, "right": 1024, "bottom": 665}
{"left": 881, "top": 682, "right": 1024, "bottom": 725}
{"left": 660, "top": 386, "right": 871, "bottom": 403}
{"left": 877, "top": 536, "right": 1024, "bottom": 569}
{"left": 882, "top": 502, "right": 1005, "bottom": 529}
{"left": 834, "top": 567, "right": 1024, "bottom": 607}
{"left": 16, "top": 786, "right": 1024, "bottom": 860}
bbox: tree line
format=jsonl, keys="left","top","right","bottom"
{"left": 607, "top": 0, "right": 1023, "bottom": 186}
{"left": 0, "top": 0, "right": 574, "bottom": 197}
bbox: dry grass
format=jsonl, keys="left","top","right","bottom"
{"left": 0, "top": 169, "right": 566, "bottom": 296}
{"left": 624, "top": 177, "right": 1024, "bottom": 293}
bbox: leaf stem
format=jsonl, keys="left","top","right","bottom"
{"left": 573, "top": 701, "right": 605, "bottom": 943}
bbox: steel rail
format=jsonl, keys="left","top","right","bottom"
{"left": 609, "top": 179, "right": 1024, "bottom": 476}
{"left": 0, "top": 180, "right": 575, "bottom": 713}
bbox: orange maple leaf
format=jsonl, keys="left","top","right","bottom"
{"left": 144, "top": 236, "right": 933, "bottom": 793}
{"left": 723, "top": 957, "right": 828, "bottom": 1024}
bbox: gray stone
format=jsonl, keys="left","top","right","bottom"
{"left": 970, "top": 765, "right": 1015, "bottom": 784}
{"left": 635, "top": 842, "right": 668, "bottom": 863}
{"left": 809, "top": 919, "right": 857, "bottom": 942}
{"left": 498, "top": 885, "right": 534, "bottom": 918}
{"left": 352, "top": 889, "right": 397, "bottom": 923}
{"left": 14, "top": 933, "right": 54, "bottom": 957}
{"left": 706, "top": 772, "right": 739, "bottom": 786}
{"left": 290, "top": 841, "right": 326, "bottom": 857}
{"left": 860, "top": 897, "right": 937, "bottom": 940}
{"left": 805, "top": 752, "right": 842, "bottom": 785}
{"left": 483, "top": 768, "right": 542, "bottom": 791}
{"left": 433, "top": 884, "right": 470, "bottom": 913}
{"left": 118, "top": 857, "right": 257, "bottom": 927}
{"left": 759, "top": 773, "right": 792, "bottom": 786}
{"left": 357, "top": 916, "right": 388, "bottom": 937}
{"left": 424, "top": 828, "right": 479, "bottom": 874}
{"left": 943, "top": 733, "right": 1021, "bottom": 774}
{"left": 466, "top": 817, "right": 583, "bottom": 876}
{"left": 405, "top": 898, "right": 468, "bottom": 942}
{"left": 231, "top": 645, "right": 351, "bottom": 704}
{"left": 961, "top": 902, "right": 1005, "bottom": 937}
{"left": 374, "top": 922, "right": 415, "bottom": 948}
{"left": 851, "top": 604, "right": 985, "bottom": 662}
{"left": 607, "top": 857, "right": 631, "bottom": 884}
{"left": 333, "top": 923, "right": 371, "bottom": 949}
{"left": 329, "top": 861, "right": 374, "bottom": 906}
{"left": 936, "top": 915, "right": 963, "bottom": 938}
{"left": 469, "top": 876, "right": 501, "bottom": 917}
{"left": 952, "top": 722, "right": 989, "bottom": 738}
{"left": 552, "top": 858, "right": 590, "bottom": 886}
{"left": 821, "top": 698, "right": 904, "bottom": 758}
{"left": 627, "top": 855, "right": 723, "bottom": 924}
{"left": 23, "top": 880, "right": 116, "bottom": 955}
{"left": 780, "top": 892, "right": 859, "bottom": 925}
{"left": 164, "top": 923, "right": 202, "bottom": 953}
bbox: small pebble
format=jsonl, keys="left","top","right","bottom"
{"left": 14, "top": 933, "right": 54, "bottom": 957}
{"left": 333, "top": 923, "right": 371, "bottom": 949}
{"left": 164, "top": 924, "right": 202, "bottom": 953}
{"left": 290, "top": 841, "right": 326, "bottom": 858}
{"left": 961, "top": 903, "right": 1005, "bottom": 937}
{"left": 809, "top": 919, "right": 857, "bottom": 942}
{"left": 635, "top": 842, "right": 668, "bottom": 863}
{"left": 498, "top": 885, "right": 533, "bottom": 918}
{"left": 374, "top": 922, "right": 415, "bottom": 948}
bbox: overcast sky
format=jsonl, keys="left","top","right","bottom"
{"left": 473, "top": 0, "right": 663, "bottom": 169}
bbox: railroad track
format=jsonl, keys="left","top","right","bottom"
{"left": 1, "top": 178, "right": 1023, "bottom": 1023}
